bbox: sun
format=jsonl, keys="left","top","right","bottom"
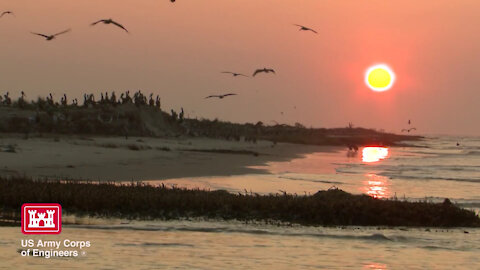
{"left": 365, "top": 64, "right": 395, "bottom": 92}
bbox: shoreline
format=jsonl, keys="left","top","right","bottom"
{"left": 0, "top": 133, "right": 337, "bottom": 181}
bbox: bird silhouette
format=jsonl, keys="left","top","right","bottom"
{"left": 401, "top": 128, "right": 416, "bottom": 133}
{"left": 91, "top": 19, "right": 128, "bottom": 33}
{"left": 0, "top": 11, "right": 14, "bottom": 18}
{"left": 31, "top": 29, "right": 71, "bottom": 41}
{"left": 205, "top": 93, "right": 237, "bottom": 99}
{"left": 408, "top": 119, "right": 411, "bottom": 125}
{"left": 221, "top": 71, "right": 249, "bottom": 77}
{"left": 293, "top": 24, "right": 317, "bottom": 34}
{"left": 253, "top": 68, "right": 275, "bottom": 77}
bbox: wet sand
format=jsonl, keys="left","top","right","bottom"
{"left": 0, "top": 133, "right": 336, "bottom": 181}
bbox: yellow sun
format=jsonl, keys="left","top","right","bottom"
{"left": 365, "top": 64, "right": 395, "bottom": 92}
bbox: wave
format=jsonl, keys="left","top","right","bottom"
{"left": 70, "top": 224, "right": 397, "bottom": 242}
{"left": 378, "top": 173, "right": 480, "bottom": 183}
{"left": 334, "top": 162, "right": 480, "bottom": 183}
{"left": 115, "top": 242, "right": 195, "bottom": 248}
{"left": 465, "top": 150, "right": 480, "bottom": 156}
{"left": 278, "top": 176, "right": 343, "bottom": 184}
{"left": 421, "top": 245, "right": 458, "bottom": 251}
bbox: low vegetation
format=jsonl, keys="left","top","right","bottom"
{"left": 0, "top": 103, "right": 421, "bottom": 147}
{"left": 1, "top": 177, "right": 478, "bottom": 227}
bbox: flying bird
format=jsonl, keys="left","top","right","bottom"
{"left": 91, "top": 19, "right": 128, "bottom": 33}
{"left": 253, "top": 68, "right": 275, "bottom": 77}
{"left": 0, "top": 11, "right": 14, "bottom": 18}
{"left": 401, "top": 128, "right": 416, "bottom": 133}
{"left": 205, "top": 93, "right": 237, "bottom": 99}
{"left": 221, "top": 71, "right": 249, "bottom": 77}
{"left": 293, "top": 24, "right": 317, "bottom": 34}
{"left": 31, "top": 29, "right": 71, "bottom": 41}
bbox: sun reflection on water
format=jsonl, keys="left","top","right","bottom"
{"left": 363, "top": 262, "right": 388, "bottom": 270}
{"left": 362, "top": 147, "right": 389, "bottom": 163}
{"left": 363, "top": 173, "right": 390, "bottom": 199}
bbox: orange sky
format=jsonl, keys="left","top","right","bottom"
{"left": 1, "top": 0, "right": 479, "bottom": 135}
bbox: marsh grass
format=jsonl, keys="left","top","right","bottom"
{"left": 0, "top": 177, "right": 478, "bottom": 227}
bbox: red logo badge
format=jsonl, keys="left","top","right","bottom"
{"left": 21, "top": 203, "right": 62, "bottom": 234}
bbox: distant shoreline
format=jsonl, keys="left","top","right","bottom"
{"left": 1, "top": 177, "right": 479, "bottom": 227}
{"left": 0, "top": 104, "right": 422, "bottom": 146}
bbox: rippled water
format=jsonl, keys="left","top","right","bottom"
{"left": 157, "top": 136, "right": 480, "bottom": 213}
{"left": 1, "top": 220, "right": 479, "bottom": 269}
{"left": 2, "top": 136, "right": 479, "bottom": 269}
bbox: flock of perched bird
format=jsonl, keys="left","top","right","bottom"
{"left": 0, "top": 89, "right": 162, "bottom": 110}
{"left": 0, "top": 7, "right": 318, "bottom": 101}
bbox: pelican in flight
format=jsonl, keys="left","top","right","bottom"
{"left": 91, "top": 19, "right": 128, "bottom": 33}
{"left": 31, "top": 29, "right": 71, "bottom": 41}
{"left": 205, "top": 93, "right": 237, "bottom": 99}
{"left": 253, "top": 68, "right": 275, "bottom": 77}
{"left": 0, "top": 11, "right": 14, "bottom": 18}
{"left": 401, "top": 128, "right": 416, "bottom": 133}
{"left": 221, "top": 71, "right": 249, "bottom": 77}
{"left": 293, "top": 24, "right": 317, "bottom": 34}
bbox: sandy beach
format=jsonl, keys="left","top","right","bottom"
{"left": 0, "top": 133, "right": 334, "bottom": 181}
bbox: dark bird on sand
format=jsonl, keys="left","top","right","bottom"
{"left": 91, "top": 19, "right": 128, "bottom": 33}
{"left": 401, "top": 128, "right": 416, "bottom": 133}
{"left": 293, "top": 24, "right": 317, "bottom": 34}
{"left": 0, "top": 11, "right": 14, "bottom": 18}
{"left": 253, "top": 68, "right": 275, "bottom": 77}
{"left": 221, "top": 71, "right": 249, "bottom": 77}
{"left": 31, "top": 29, "right": 71, "bottom": 41}
{"left": 205, "top": 93, "right": 237, "bottom": 99}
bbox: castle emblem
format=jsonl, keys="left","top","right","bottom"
{"left": 27, "top": 209, "right": 56, "bottom": 228}
{"left": 21, "top": 203, "right": 62, "bottom": 234}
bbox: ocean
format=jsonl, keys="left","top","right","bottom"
{"left": 1, "top": 136, "right": 479, "bottom": 269}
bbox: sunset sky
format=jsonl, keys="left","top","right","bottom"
{"left": 1, "top": 0, "right": 479, "bottom": 135}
